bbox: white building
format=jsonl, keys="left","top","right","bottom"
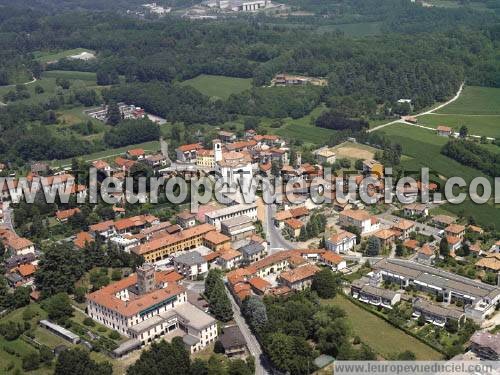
{"left": 339, "top": 209, "right": 379, "bottom": 235}
{"left": 214, "top": 139, "right": 254, "bottom": 190}
{"left": 86, "top": 264, "right": 217, "bottom": 354}
{"left": 172, "top": 250, "right": 208, "bottom": 280}
{"left": 325, "top": 230, "right": 357, "bottom": 254}
{"left": 205, "top": 203, "right": 257, "bottom": 231}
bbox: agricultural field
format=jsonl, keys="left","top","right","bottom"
{"left": 33, "top": 48, "right": 95, "bottom": 64}
{"left": 418, "top": 113, "right": 500, "bottom": 139}
{"left": 436, "top": 86, "right": 500, "bottom": 115}
{"left": 180, "top": 74, "right": 252, "bottom": 100}
{"left": 323, "top": 295, "right": 443, "bottom": 360}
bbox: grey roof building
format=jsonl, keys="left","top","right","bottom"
{"left": 173, "top": 251, "right": 205, "bottom": 266}
{"left": 219, "top": 325, "right": 246, "bottom": 356}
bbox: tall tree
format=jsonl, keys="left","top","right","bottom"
{"left": 439, "top": 237, "right": 450, "bottom": 258}
{"left": 106, "top": 101, "right": 121, "bottom": 126}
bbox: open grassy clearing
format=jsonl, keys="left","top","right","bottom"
{"left": 317, "top": 21, "right": 383, "bottom": 37}
{"left": 436, "top": 86, "right": 500, "bottom": 115}
{"left": 331, "top": 141, "right": 379, "bottom": 160}
{"left": 34, "top": 48, "right": 95, "bottom": 64}
{"left": 43, "top": 70, "right": 97, "bottom": 81}
{"left": 419, "top": 113, "right": 500, "bottom": 138}
{"left": 323, "top": 295, "right": 443, "bottom": 360}
{"left": 180, "top": 74, "right": 252, "bottom": 100}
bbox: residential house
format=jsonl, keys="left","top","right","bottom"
{"left": 248, "top": 277, "right": 271, "bottom": 295}
{"left": 221, "top": 215, "right": 256, "bottom": 241}
{"left": 176, "top": 211, "right": 197, "bottom": 229}
{"left": 351, "top": 279, "right": 401, "bottom": 308}
{"left": 469, "top": 332, "right": 500, "bottom": 360}
{"left": 431, "top": 214, "right": 456, "bottom": 228}
{"left": 475, "top": 253, "right": 500, "bottom": 272}
{"left": 339, "top": 210, "right": 379, "bottom": 235}
{"left": 320, "top": 252, "right": 346, "bottom": 271}
{"left": 436, "top": 126, "right": 453, "bottom": 137}
{"left": 74, "top": 232, "right": 95, "bottom": 250}
{"left": 362, "top": 159, "right": 384, "bottom": 177}
{"left": 403, "top": 203, "right": 428, "bottom": 217}
{"left": 219, "top": 326, "right": 247, "bottom": 357}
{"left": 373, "top": 229, "right": 397, "bottom": 248}
{"left": 218, "top": 131, "right": 237, "bottom": 143}
{"left": 127, "top": 148, "right": 145, "bottom": 160}
{"left": 176, "top": 143, "right": 203, "bottom": 163}
{"left": 278, "top": 264, "right": 321, "bottom": 291}
{"left": 284, "top": 218, "right": 304, "bottom": 238}
{"left": 239, "top": 241, "right": 267, "bottom": 263}
{"left": 202, "top": 231, "right": 231, "bottom": 252}
{"left": 412, "top": 298, "right": 465, "bottom": 327}
{"left": 217, "top": 248, "right": 242, "bottom": 270}
{"left": 173, "top": 250, "right": 208, "bottom": 280}
{"left": 445, "top": 224, "right": 466, "bottom": 239}
{"left": 325, "top": 230, "right": 357, "bottom": 254}
{"left": 55, "top": 208, "right": 80, "bottom": 223}
{"left": 315, "top": 148, "right": 336, "bottom": 165}
{"left": 403, "top": 239, "right": 419, "bottom": 253}
{"left": 392, "top": 219, "right": 415, "bottom": 239}
{"left": 417, "top": 244, "right": 436, "bottom": 264}
{"left": 92, "top": 160, "right": 112, "bottom": 176}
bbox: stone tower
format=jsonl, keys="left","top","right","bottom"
{"left": 137, "top": 263, "right": 156, "bottom": 295}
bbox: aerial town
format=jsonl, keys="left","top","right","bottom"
{"left": 0, "top": 0, "right": 500, "bottom": 374}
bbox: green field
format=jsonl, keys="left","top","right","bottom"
{"left": 436, "top": 86, "right": 500, "bottom": 115}
{"left": 317, "top": 22, "right": 383, "bottom": 37}
{"left": 180, "top": 74, "right": 252, "bottom": 99}
{"left": 0, "top": 72, "right": 98, "bottom": 106}
{"left": 378, "top": 123, "right": 499, "bottom": 227}
{"left": 43, "top": 70, "right": 97, "bottom": 81}
{"left": 34, "top": 48, "right": 95, "bottom": 64}
{"left": 324, "top": 295, "right": 443, "bottom": 360}
{"left": 419, "top": 114, "right": 500, "bottom": 138}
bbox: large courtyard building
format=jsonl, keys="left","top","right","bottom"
{"left": 372, "top": 258, "right": 500, "bottom": 321}
{"left": 87, "top": 264, "right": 217, "bottom": 354}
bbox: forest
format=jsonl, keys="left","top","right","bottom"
{"left": 0, "top": 1, "right": 500, "bottom": 163}
{"left": 441, "top": 139, "right": 500, "bottom": 178}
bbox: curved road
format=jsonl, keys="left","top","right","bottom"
{"left": 369, "top": 83, "right": 464, "bottom": 133}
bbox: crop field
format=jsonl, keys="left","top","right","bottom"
{"left": 436, "top": 86, "right": 500, "bottom": 115}
{"left": 33, "top": 48, "right": 94, "bottom": 64}
{"left": 180, "top": 74, "right": 252, "bottom": 100}
{"left": 418, "top": 114, "right": 500, "bottom": 139}
{"left": 324, "top": 295, "right": 443, "bottom": 360}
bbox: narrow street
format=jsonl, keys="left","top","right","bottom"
{"left": 264, "top": 203, "right": 295, "bottom": 253}
{"left": 225, "top": 286, "right": 269, "bottom": 375}
{"left": 2, "top": 202, "right": 15, "bottom": 233}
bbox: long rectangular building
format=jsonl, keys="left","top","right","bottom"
{"left": 131, "top": 224, "right": 216, "bottom": 262}
{"left": 205, "top": 203, "right": 257, "bottom": 231}
{"left": 372, "top": 258, "right": 500, "bottom": 321}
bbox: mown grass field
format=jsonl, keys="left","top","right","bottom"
{"left": 34, "top": 48, "right": 95, "bottom": 64}
{"left": 436, "top": 86, "right": 500, "bottom": 115}
{"left": 418, "top": 113, "right": 500, "bottom": 139}
{"left": 323, "top": 295, "right": 443, "bottom": 360}
{"left": 378, "top": 123, "right": 499, "bottom": 227}
{"left": 180, "top": 74, "right": 252, "bottom": 100}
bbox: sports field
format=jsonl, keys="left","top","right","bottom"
{"left": 331, "top": 141, "right": 379, "bottom": 160}
{"left": 324, "top": 295, "right": 443, "bottom": 360}
{"left": 180, "top": 74, "right": 252, "bottom": 99}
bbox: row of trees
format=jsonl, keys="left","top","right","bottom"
{"left": 441, "top": 139, "right": 500, "bottom": 178}
{"left": 204, "top": 270, "right": 233, "bottom": 322}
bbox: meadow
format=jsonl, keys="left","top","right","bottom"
{"left": 180, "top": 74, "right": 252, "bottom": 100}
{"left": 324, "top": 295, "right": 443, "bottom": 360}
{"left": 33, "top": 48, "right": 95, "bottom": 64}
{"left": 436, "top": 86, "right": 500, "bottom": 115}
{"left": 418, "top": 113, "right": 500, "bottom": 138}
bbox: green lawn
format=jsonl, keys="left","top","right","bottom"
{"left": 378, "top": 123, "right": 499, "bottom": 228}
{"left": 419, "top": 113, "right": 500, "bottom": 138}
{"left": 180, "top": 74, "right": 252, "bottom": 99}
{"left": 43, "top": 70, "right": 97, "bottom": 82}
{"left": 324, "top": 295, "right": 443, "bottom": 360}
{"left": 436, "top": 86, "right": 500, "bottom": 115}
{"left": 34, "top": 48, "right": 95, "bottom": 64}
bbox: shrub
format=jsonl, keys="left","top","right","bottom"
{"left": 98, "top": 326, "right": 107, "bottom": 332}
{"left": 22, "top": 351, "right": 40, "bottom": 371}
{"left": 83, "top": 317, "right": 95, "bottom": 327}
{"left": 108, "top": 330, "right": 120, "bottom": 340}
